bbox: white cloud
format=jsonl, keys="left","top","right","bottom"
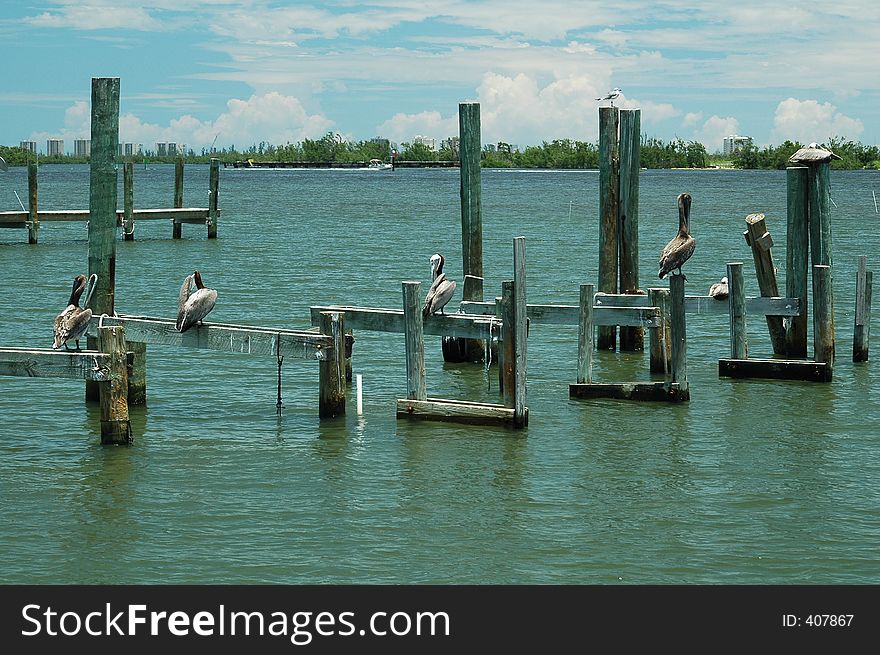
{"left": 375, "top": 111, "right": 457, "bottom": 146}
{"left": 682, "top": 112, "right": 703, "bottom": 129}
{"left": 771, "top": 98, "right": 864, "bottom": 143}
{"left": 24, "top": 5, "right": 164, "bottom": 31}
{"left": 692, "top": 115, "right": 740, "bottom": 151}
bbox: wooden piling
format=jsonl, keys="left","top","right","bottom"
{"left": 648, "top": 287, "right": 671, "bottom": 374}
{"left": 618, "top": 109, "right": 642, "bottom": 351}
{"left": 577, "top": 283, "right": 594, "bottom": 384}
{"left": 669, "top": 273, "right": 687, "bottom": 391}
{"left": 207, "top": 158, "right": 220, "bottom": 239}
{"left": 743, "top": 213, "right": 784, "bottom": 354}
{"left": 597, "top": 106, "right": 619, "bottom": 350}
{"left": 809, "top": 162, "right": 833, "bottom": 267}
{"left": 318, "top": 311, "right": 346, "bottom": 418}
{"left": 123, "top": 160, "right": 134, "bottom": 240}
{"left": 513, "top": 237, "right": 528, "bottom": 427}
{"left": 812, "top": 264, "right": 834, "bottom": 374}
{"left": 785, "top": 166, "right": 809, "bottom": 357}
{"left": 441, "top": 274, "right": 484, "bottom": 362}
{"left": 27, "top": 162, "right": 38, "bottom": 244}
{"left": 173, "top": 157, "right": 184, "bottom": 239}
{"left": 85, "top": 77, "right": 120, "bottom": 403}
{"left": 98, "top": 325, "right": 131, "bottom": 445}
{"left": 854, "top": 256, "right": 872, "bottom": 362}
{"left": 500, "top": 281, "right": 515, "bottom": 409}
{"left": 402, "top": 281, "right": 427, "bottom": 401}
{"left": 727, "top": 262, "right": 747, "bottom": 359}
{"left": 128, "top": 340, "right": 147, "bottom": 405}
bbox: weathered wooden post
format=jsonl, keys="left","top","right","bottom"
{"left": 85, "top": 77, "right": 120, "bottom": 403}
{"left": 513, "top": 236, "right": 527, "bottom": 427}
{"left": 727, "top": 262, "right": 748, "bottom": 359}
{"left": 809, "top": 162, "right": 833, "bottom": 268}
{"left": 500, "top": 281, "right": 515, "bottom": 409}
{"left": 618, "top": 108, "right": 642, "bottom": 351}
{"left": 854, "top": 256, "right": 872, "bottom": 362}
{"left": 172, "top": 157, "right": 184, "bottom": 239}
{"left": 207, "top": 157, "right": 220, "bottom": 239}
{"left": 318, "top": 311, "right": 346, "bottom": 418}
{"left": 98, "top": 324, "right": 131, "bottom": 445}
{"left": 744, "top": 213, "right": 785, "bottom": 354}
{"left": 812, "top": 264, "right": 834, "bottom": 375}
{"left": 597, "top": 106, "right": 619, "bottom": 350}
{"left": 402, "top": 281, "right": 427, "bottom": 401}
{"left": 27, "top": 162, "right": 38, "bottom": 244}
{"left": 785, "top": 166, "right": 809, "bottom": 357}
{"left": 669, "top": 273, "right": 687, "bottom": 393}
{"left": 123, "top": 160, "right": 134, "bottom": 240}
{"left": 128, "top": 341, "right": 147, "bottom": 405}
{"left": 577, "top": 283, "right": 594, "bottom": 384}
{"left": 648, "top": 287, "right": 671, "bottom": 373}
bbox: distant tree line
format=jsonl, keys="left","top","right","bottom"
{"left": 2, "top": 133, "right": 878, "bottom": 169}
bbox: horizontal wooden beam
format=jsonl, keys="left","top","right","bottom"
{"left": 0, "top": 347, "right": 112, "bottom": 381}
{"left": 569, "top": 381, "right": 690, "bottom": 402}
{"left": 0, "top": 208, "right": 213, "bottom": 226}
{"left": 718, "top": 358, "right": 831, "bottom": 382}
{"left": 87, "top": 315, "right": 335, "bottom": 360}
{"left": 309, "top": 305, "right": 497, "bottom": 339}
{"left": 594, "top": 292, "right": 800, "bottom": 316}
{"left": 458, "top": 301, "right": 660, "bottom": 327}
{"left": 396, "top": 397, "right": 524, "bottom": 426}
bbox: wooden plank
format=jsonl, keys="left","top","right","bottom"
{"left": 402, "top": 281, "right": 426, "bottom": 401}
{"left": 618, "top": 108, "right": 643, "bottom": 351}
{"left": 786, "top": 166, "right": 810, "bottom": 357}
{"left": 0, "top": 348, "right": 111, "bottom": 381}
{"left": 87, "top": 315, "right": 333, "bottom": 360}
{"left": 648, "top": 287, "right": 671, "bottom": 374}
{"left": 853, "top": 270, "right": 872, "bottom": 363}
{"left": 744, "top": 212, "right": 785, "bottom": 353}
{"left": 458, "top": 300, "right": 660, "bottom": 327}
{"left": 597, "top": 105, "right": 619, "bottom": 350}
{"left": 318, "top": 312, "right": 345, "bottom": 418}
{"left": 569, "top": 381, "right": 689, "bottom": 402}
{"left": 728, "top": 262, "right": 748, "bottom": 359}
{"left": 855, "top": 256, "right": 868, "bottom": 325}
{"left": 719, "top": 358, "right": 831, "bottom": 382}
{"left": 98, "top": 325, "right": 131, "bottom": 444}
{"left": 812, "top": 264, "right": 834, "bottom": 373}
{"left": 396, "top": 397, "right": 519, "bottom": 426}
{"left": 500, "top": 281, "right": 515, "bottom": 408}
{"left": 577, "top": 283, "right": 594, "bottom": 384}
{"left": 309, "top": 305, "right": 495, "bottom": 339}
{"left": 593, "top": 293, "right": 800, "bottom": 316}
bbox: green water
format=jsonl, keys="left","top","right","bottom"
{"left": 1, "top": 164, "right": 878, "bottom": 583}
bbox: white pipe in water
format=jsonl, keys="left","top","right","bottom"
{"left": 356, "top": 373, "right": 363, "bottom": 415}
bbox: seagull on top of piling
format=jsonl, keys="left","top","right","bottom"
{"left": 708, "top": 276, "right": 729, "bottom": 300}
{"left": 596, "top": 87, "right": 622, "bottom": 106}
{"left": 788, "top": 142, "right": 842, "bottom": 164}
{"left": 422, "top": 253, "right": 457, "bottom": 318}
{"left": 658, "top": 193, "right": 696, "bottom": 279}
{"left": 176, "top": 270, "right": 217, "bottom": 332}
{"left": 53, "top": 273, "right": 97, "bottom": 351}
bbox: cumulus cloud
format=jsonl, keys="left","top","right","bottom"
{"left": 375, "top": 111, "right": 458, "bottom": 146}
{"left": 692, "top": 115, "right": 740, "bottom": 151}
{"left": 25, "top": 5, "right": 164, "bottom": 31}
{"left": 771, "top": 98, "right": 864, "bottom": 143}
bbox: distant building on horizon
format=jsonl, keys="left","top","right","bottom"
{"left": 441, "top": 136, "right": 460, "bottom": 155}
{"left": 20, "top": 140, "right": 37, "bottom": 154}
{"left": 413, "top": 135, "right": 436, "bottom": 151}
{"left": 47, "top": 138, "right": 64, "bottom": 156}
{"left": 74, "top": 139, "right": 90, "bottom": 157}
{"left": 723, "top": 134, "right": 752, "bottom": 156}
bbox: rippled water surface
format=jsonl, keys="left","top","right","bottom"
{"left": 1, "top": 164, "right": 878, "bottom": 583}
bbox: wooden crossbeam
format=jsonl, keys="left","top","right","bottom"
{"left": 309, "top": 305, "right": 496, "bottom": 340}
{"left": 396, "top": 397, "right": 521, "bottom": 426}
{"left": 0, "top": 208, "right": 213, "bottom": 226}
{"left": 458, "top": 300, "right": 660, "bottom": 327}
{"left": 0, "top": 348, "right": 112, "bottom": 381}
{"left": 86, "top": 315, "right": 335, "bottom": 360}
{"left": 569, "top": 381, "right": 689, "bottom": 402}
{"left": 719, "top": 358, "right": 831, "bottom": 382}
{"left": 593, "top": 293, "right": 800, "bottom": 316}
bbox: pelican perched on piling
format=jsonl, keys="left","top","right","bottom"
{"left": 659, "top": 192, "right": 696, "bottom": 279}
{"left": 53, "top": 273, "right": 97, "bottom": 351}
{"left": 176, "top": 270, "right": 217, "bottom": 332}
{"left": 596, "top": 87, "right": 622, "bottom": 106}
{"left": 788, "top": 142, "right": 842, "bottom": 164}
{"left": 709, "top": 276, "right": 729, "bottom": 300}
{"left": 422, "top": 253, "right": 457, "bottom": 318}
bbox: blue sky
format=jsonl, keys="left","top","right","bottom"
{"left": 2, "top": 1, "right": 877, "bottom": 154}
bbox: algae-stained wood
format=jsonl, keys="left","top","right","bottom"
{"left": 0, "top": 208, "right": 211, "bottom": 224}
{"left": 853, "top": 269, "right": 872, "bottom": 363}
{"left": 459, "top": 103, "right": 483, "bottom": 285}
{"left": 401, "top": 281, "right": 427, "bottom": 401}
{"left": 719, "top": 358, "right": 831, "bottom": 382}
{"left": 207, "top": 158, "right": 220, "bottom": 238}
{"left": 744, "top": 212, "right": 785, "bottom": 354}
{"left": 0, "top": 348, "right": 111, "bottom": 381}
{"left": 569, "top": 381, "right": 689, "bottom": 402}
{"left": 618, "top": 109, "right": 643, "bottom": 351}
{"left": 123, "top": 160, "right": 134, "bottom": 240}
{"left": 786, "top": 166, "right": 810, "bottom": 357}
{"left": 309, "top": 305, "right": 495, "bottom": 339}
{"left": 727, "top": 262, "right": 748, "bottom": 360}
{"left": 27, "top": 162, "right": 38, "bottom": 243}
{"left": 98, "top": 325, "right": 131, "bottom": 445}
{"left": 396, "top": 398, "right": 519, "bottom": 426}
{"left": 88, "top": 315, "right": 334, "bottom": 360}
{"left": 597, "top": 106, "right": 620, "bottom": 350}
{"left": 318, "top": 312, "right": 345, "bottom": 419}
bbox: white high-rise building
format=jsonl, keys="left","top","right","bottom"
{"left": 74, "top": 139, "right": 91, "bottom": 157}
{"left": 47, "top": 138, "right": 64, "bottom": 156}
{"left": 723, "top": 135, "right": 752, "bottom": 156}
{"left": 20, "top": 141, "right": 37, "bottom": 154}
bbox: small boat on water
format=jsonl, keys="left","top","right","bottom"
{"left": 367, "top": 158, "right": 393, "bottom": 171}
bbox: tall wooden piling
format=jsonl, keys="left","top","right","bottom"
{"left": 727, "top": 262, "right": 748, "bottom": 359}
{"left": 172, "top": 157, "right": 184, "bottom": 239}
{"left": 85, "top": 77, "right": 120, "bottom": 402}
{"left": 128, "top": 341, "right": 147, "bottom": 405}
{"left": 648, "top": 287, "right": 671, "bottom": 373}
{"left": 123, "top": 160, "right": 134, "bottom": 240}
{"left": 27, "top": 162, "right": 38, "bottom": 244}
{"left": 809, "top": 162, "right": 833, "bottom": 267}
{"left": 207, "top": 158, "right": 220, "bottom": 239}
{"left": 98, "top": 325, "right": 131, "bottom": 445}
{"left": 513, "top": 237, "right": 527, "bottom": 427}
{"left": 618, "top": 109, "right": 642, "bottom": 351}
{"left": 402, "top": 281, "right": 427, "bottom": 401}
{"left": 597, "top": 106, "right": 619, "bottom": 350}
{"left": 853, "top": 256, "right": 872, "bottom": 362}
{"left": 669, "top": 274, "right": 687, "bottom": 390}
{"left": 318, "top": 311, "right": 346, "bottom": 418}
{"left": 785, "top": 166, "right": 809, "bottom": 357}
{"left": 577, "top": 283, "right": 594, "bottom": 384}
{"left": 744, "top": 213, "right": 785, "bottom": 354}
{"left": 500, "top": 281, "right": 515, "bottom": 409}
{"left": 812, "top": 264, "right": 834, "bottom": 374}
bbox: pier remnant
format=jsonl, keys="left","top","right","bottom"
{"left": 785, "top": 166, "right": 809, "bottom": 357}
{"left": 207, "top": 158, "right": 220, "bottom": 239}
{"left": 98, "top": 324, "right": 131, "bottom": 445}
{"left": 28, "top": 162, "right": 38, "bottom": 244}
{"left": 597, "top": 106, "right": 619, "bottom": 350}
{"left": 318, "top": 311, "right": 346, "bottom": 418}
{"left": 743, "top": 213, "right": 785, "bottom": 354}
{"left": 853, "top": 255, "right": 873, "bottom": 362}
{"left": 173, "top": 156, "right": 184, "bottom": 239}
{"left": 618, "top": 109, "right": 643, "bottom": 351}
{"left": 727, "top": 262, "right": 747, "bottom": 360}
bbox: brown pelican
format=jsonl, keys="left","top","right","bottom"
{"left": 596, "top": 87, "right": 622, "bottom": 106}
{"left": 659, "top": 192, "right": 696, "bottom": 279}
{"left": 789, "top": 142, "right": 842, "bottom": 164}
{"left": 53, "top": 273, "right": 97, "bottom": 350}
{"left": 176, "top": 270, "right": 217, "bottom": 332}
{"left": 709, "top": 276, "right": 729, "bottom": 300}
{"left": 422, "top": 253, "right": 457, "bottom": 317}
